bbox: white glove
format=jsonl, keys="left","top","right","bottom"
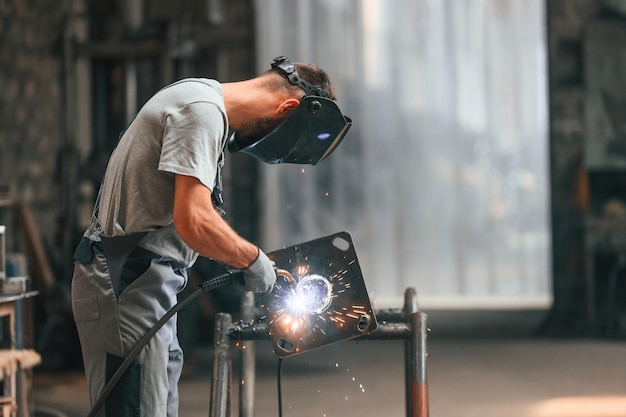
{"left": 242, "top": 249, "right": 276, "bottom": 293}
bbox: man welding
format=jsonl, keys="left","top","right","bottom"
{"left": 70, "top": 56, "right": 351, "bottom": 417}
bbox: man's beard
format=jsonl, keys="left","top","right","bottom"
{"left": 234, "top": 117, "right": 282, "bottom": 149}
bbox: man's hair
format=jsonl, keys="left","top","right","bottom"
{"left": 262, "top": 62, "right": 337, "bottom": 101}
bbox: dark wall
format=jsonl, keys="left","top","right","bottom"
{"left": 0, "top": 0, "right": 65, "bottom": 268}
{"left": 546, "top": 0, "right": 626, "bottom": 336}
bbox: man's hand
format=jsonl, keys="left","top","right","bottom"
{"left": 242, "top": 249, "right": 276, "bottom": 293}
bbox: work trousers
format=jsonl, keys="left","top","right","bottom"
{"left": 71, "top": 238, "right": 187, "bottom": 417}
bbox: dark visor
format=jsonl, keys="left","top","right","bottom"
{"left": 228, "top": 96, "right": 352, "bottom": 165}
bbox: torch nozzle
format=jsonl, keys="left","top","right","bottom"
{"left": 276, "top": 268, "right": 295, "bottom": 283}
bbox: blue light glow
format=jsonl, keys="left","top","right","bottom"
{"left": 317, "top": 133, "right": 331, "bottom": 140}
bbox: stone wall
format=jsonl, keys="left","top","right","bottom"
{"left": 0, "top": 0, "right": 66, "bottom": 270}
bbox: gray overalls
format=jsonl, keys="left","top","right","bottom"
{"left": 71, "top": 224, "right": 193, "bottom": 417}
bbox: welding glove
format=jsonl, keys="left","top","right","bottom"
{"left": 242, "top": 248, "right": 276, "bottom": 293}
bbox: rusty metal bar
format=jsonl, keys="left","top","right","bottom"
{"left": 210, "top": 313, "right": 234, "bottom": 417}
{"left": 403, "top": 288, "right": 419, "bottom": 417}
{"left": 238, "top": 292, "right": 256, "bottom": 417}
{"left": 375, "top": 308, "right": 405, "bottom": 322}
{"left": 409, "top": 312, "right": 429, "bottom": 417}
{"left": 230, "top": 321, "right": 410, "bottom": 340}
{"left": 404, "top": 288, "right": 419, "bottom": 316}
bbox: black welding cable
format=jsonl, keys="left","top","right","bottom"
{"left": 87, "top": 270, "right": 244, "bottom": 417}
{"left": 277, "top": 357, "right": 284, "bottom": 417}
{"left": 274, "top": 269, "right": 295, "bottom": 417}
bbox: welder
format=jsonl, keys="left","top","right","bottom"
{"left": 70, "top": 56, "right": 351, "bottom": 417}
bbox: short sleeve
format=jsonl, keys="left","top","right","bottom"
{"left": 158, "top": 101, "right": 227, "bottom": 191}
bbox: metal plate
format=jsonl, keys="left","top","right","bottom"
{"left": 263, "top": 231, "right": 378, "bottom": 357}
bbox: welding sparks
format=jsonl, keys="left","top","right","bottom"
{"left": 272, "top": 256, "right": 371, "bottom": 333}
{"left": 295, "top": 263, "right": 310, "bottom": 276}
{"left": 268, "top": 267, "right": 370, "bottom": 343}
{"left": 263, "top": 238, "right": 376, "bottom": 357}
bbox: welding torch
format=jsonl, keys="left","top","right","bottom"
{"left": 199, "top": 266, "right": 294, "bottom": 291}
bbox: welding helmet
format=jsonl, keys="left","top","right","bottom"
{"left": 227, "top": 56, "right": 352, "bottom": 165}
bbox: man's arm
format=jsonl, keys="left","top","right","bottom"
{"left": 173, "top": 174, "right": 259, "bottom": 268}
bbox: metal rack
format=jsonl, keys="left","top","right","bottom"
{"left": 209, "top": 287, "right": 429, "bottom": 417}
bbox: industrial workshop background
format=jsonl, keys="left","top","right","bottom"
{"left": 1, "top": 0, "right": 626, "bottom": 371}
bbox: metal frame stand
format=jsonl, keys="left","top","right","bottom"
{"left": 208, "top": 288, "right": 429, "bottom": 417}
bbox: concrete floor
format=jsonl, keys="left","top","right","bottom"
{"left": 32, "top": 309, "right": 626, "bottom": 417}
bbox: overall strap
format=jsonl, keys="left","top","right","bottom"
{"left": 99, "top": 232, "right": 149, "bottom": 298}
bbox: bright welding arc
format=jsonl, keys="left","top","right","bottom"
{"left": 285, "top": 273, "right": 333, "bottom": 316}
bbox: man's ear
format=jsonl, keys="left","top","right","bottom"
{"left": 276, "top": 98, "right": 301, "bottom": 115}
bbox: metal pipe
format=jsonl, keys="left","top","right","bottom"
{"left": 363, "top": 322, "right": 411, "bottom": 339}
{"left": 230, "top": 321, "right": 410, "bottom": 341}
{"left": 375, "top": 308, "right": 404, "bottom": 322}
{"left": 404, "top": 287, "right": 419, "bottom": 317}
{"left": 404, "top": 288, "right": 419, "bottom": 417}
{"left": 239, "top": 292, "right": 256, "bottom": 417}
{"left": 408, "top": 312, "right": 429, "bottom": 417}
{"left": 210, "top": 313, "right": 233, "bottom": 417}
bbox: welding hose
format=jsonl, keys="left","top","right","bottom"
{"left": 86, "top": 268, "right": 246, "bottom": 417}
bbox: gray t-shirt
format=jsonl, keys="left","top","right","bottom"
{"left": 86, "top": 78, "right": 228, "bottom": 266}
